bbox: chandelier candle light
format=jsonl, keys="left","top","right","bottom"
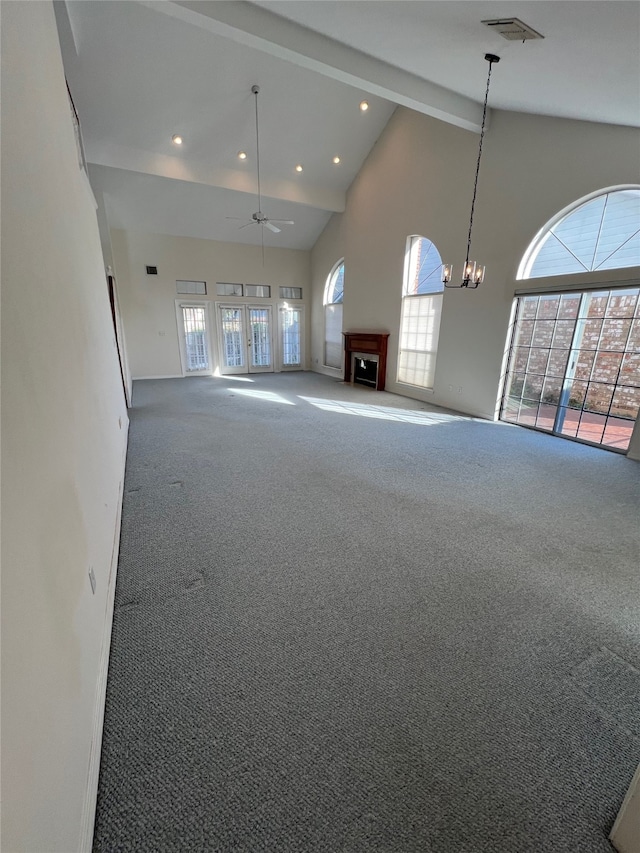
{"left": 443, "top": 53, "right": 500, "bottom": 289}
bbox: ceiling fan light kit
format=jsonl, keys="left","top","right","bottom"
{"left": 443, "top": 53, "right": 500, "bottom": 289}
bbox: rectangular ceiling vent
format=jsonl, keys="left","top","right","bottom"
{"left": 482, "top": 18, "right": 544, "bottom": 41}
{"left": 146, "top": 265, "right": 158, "bottom": 275}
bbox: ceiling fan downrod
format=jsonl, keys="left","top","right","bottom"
{"left": 251, "top": 84, "right": 262, "bottom": 213}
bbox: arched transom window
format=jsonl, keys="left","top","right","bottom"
{"left": 325, "top": 262, "right": 344, "bottom": 304}
{"left": 519, "top": 188, "right": 640, "bottom": 280}
{"left": 404, "top": 236, "right": 445, "bottom": 295}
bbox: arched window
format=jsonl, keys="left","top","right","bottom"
{"left": 397, "top": 236, "right": 443, "bottom": 389}
{"left": 519, "top": 187, "right": 640, "bottom": 279}
{"left": 502, "top": 188, "right": 640, "bottom": 453}
{"left": 323, "top": 260, "right": 344, "bottom": 369}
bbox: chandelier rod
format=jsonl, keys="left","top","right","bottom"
{"left": 464, "top": 53, "right": 499, "bottom": 270}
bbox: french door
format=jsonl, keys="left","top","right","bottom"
{"left": 501, "top": 287, "right": 640, "bottom": 452}
{"left": 217, "top": 304, "right": 274, "bottom": 375}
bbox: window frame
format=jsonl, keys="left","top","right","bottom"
{"left": 397, "top": 236, "right": 444, "bottom": 390}
{"left": 323, "top": 259, "right": 345, "bottom": 370}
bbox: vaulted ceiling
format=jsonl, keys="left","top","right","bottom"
{"left": 56, "top": 1, "right": 640, "bottom": 251}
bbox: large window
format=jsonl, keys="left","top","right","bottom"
{"left": 324, "top": 260, "right": 344, "bottom": 369}
{"left": 503, "top": 188, "right": 640, "bottom": 452}
{"left": 397, "top": 236, "right": 443, "bottom": 389}
{"left": 501, "top": 289, "right": 640, "bottom": 451}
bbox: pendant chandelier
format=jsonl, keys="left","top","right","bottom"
{"left": 442, "top": 53, "right": 500, "bottom": 289}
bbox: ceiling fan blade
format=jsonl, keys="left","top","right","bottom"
{"left": 264, "top": 221, "right": 281, "bottom": 233}
{"left": 226, "top": 216, "right": 250, "bottom": 221}
{"left": 238, "top": 221, "right": 256, "bottom": 229}
{"left": 269, "top": 220, "right": 295, "bottom": 225}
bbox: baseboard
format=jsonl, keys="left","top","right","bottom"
{"left": 78, "top": 434, "right": 128, "bottom": 852}
{"left": 132, "top": 374, "right": 183, "bottom": 380}
{"left": 311, "top": 365, "right": 343, "bottom": 378}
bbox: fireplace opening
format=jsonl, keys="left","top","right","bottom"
{"left": 354, "top": 357, "right": 378, "bottom": 388}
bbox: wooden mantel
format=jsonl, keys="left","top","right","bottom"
{"left": 343, "top": 331, "right": 390, "bottom": 392}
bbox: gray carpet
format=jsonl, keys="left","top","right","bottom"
{"left": 93, "top": 372, "right": 640, "bottom": 853}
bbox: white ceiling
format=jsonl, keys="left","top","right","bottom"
{"left": 57, "top": 1, "right": 640, "bottom": 252}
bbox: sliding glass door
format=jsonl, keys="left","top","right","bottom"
{"left": 501, "top": 287, "right": 640, "bottom": 451}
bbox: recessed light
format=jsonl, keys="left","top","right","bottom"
{"left": 332, "top": 156, "right": 341, "bottom": 165}
{"left": 171, "top": 134, "right": 183, "bottom": 145}
{"left": 359, "top": 101, "right": 369, "bottom": 112}
{"left": 238, "top": 151, "right": 247, "bottom": 160}
{"left": 295, "top": 164, "right": 303, "bottom": 173}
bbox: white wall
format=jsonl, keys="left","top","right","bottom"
{"left": 1, "top": 3, "right": 129, "bottom": 850}
{"left": 311, "top": 105, "right": 640, "bottom": 434}
{"left": 111, "top": 229, "right": 310, "bottom": 378}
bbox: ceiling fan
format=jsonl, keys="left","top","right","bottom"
{"left": 227, "top": 85, "right": 294, "bottom": 239}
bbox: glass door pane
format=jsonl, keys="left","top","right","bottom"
{"left": 247, "top": 307, "right": 273, "bottom": 373}
{"left": 281, "top": 306, "right": 302, "bottom": 368}
{"left": 181, "top": 306, "right": 209, "bottom": 373}
{"left": 219, "top": 307, "right": 245, "bottom": 373}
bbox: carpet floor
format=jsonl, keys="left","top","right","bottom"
{"left": 93, "top": 372, "right": 640, "bottom": 853}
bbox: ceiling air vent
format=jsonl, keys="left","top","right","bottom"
{"left": 482, "top": 18, "right": 544, "bottom": 41}
{"left": 146, "top": 265, "right": 158, "bottom": 275}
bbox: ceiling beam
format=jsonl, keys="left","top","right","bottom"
{"left": 53, "top": 1, "right": 79, "bottom": 59}
{"left": 86, "top": 141, "right": 346, "bottom": 213}
{"left": 142, "top": 0, "right": 485, "bottom": 133}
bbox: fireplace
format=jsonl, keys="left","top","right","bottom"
{"left": 343, "top": 332, "right": 389, "bottom": 392}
